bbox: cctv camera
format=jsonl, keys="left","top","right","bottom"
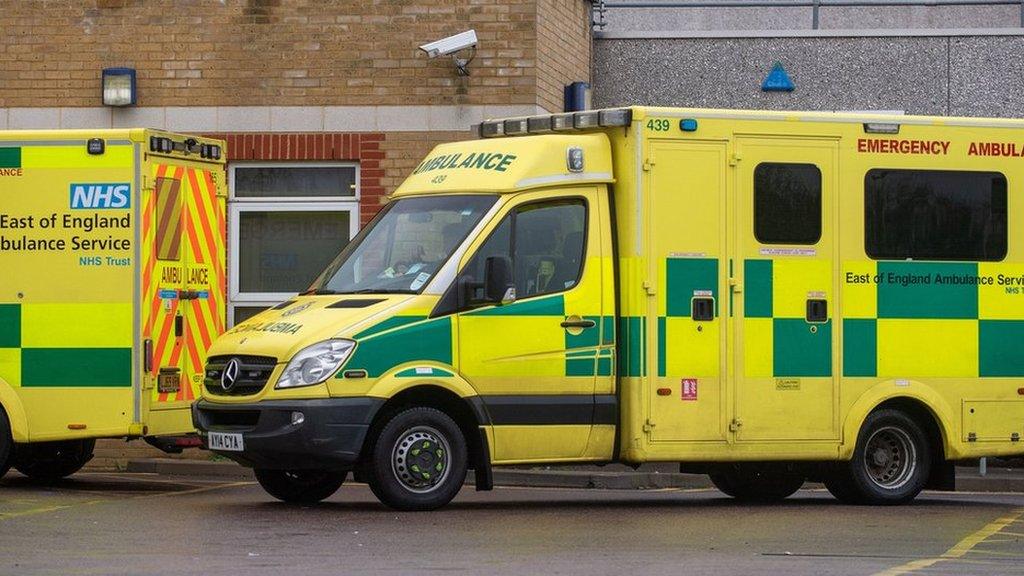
{"left": 419, "top": 30, "right": 478, "bottom": 59}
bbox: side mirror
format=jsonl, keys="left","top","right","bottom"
{"left": 484, "top": 255, "right": 515, "bottom": 305}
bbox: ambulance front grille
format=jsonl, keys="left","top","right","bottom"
{"left": 204, "top": 355, "right": 278, "bottom": 396}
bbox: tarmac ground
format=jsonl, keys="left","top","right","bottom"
{"left": 2, "top": 467, "right": 1024, "bottom": 575}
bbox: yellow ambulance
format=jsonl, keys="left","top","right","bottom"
{"left": 195, "top": 107, "right": 1024, "bottom": 510}
{"left": 0, "top": 129, "right": 226, "bottom": 481}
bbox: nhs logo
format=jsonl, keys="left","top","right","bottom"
{"left": 70, "top": 183, "right": 131, "bottom": 209}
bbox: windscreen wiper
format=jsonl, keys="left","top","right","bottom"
{"left": 300, "top": 288, "right": 338, "bottom": 295}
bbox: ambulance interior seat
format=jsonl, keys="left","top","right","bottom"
{"left": 514, "top": 215, "right": 561, "bottom": 297}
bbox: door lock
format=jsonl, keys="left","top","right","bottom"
{"left": 691, "top": 297, "right": 715, "bottom": 322}
{"left": 806, "top": 299, "right": 828, "bottom": 323}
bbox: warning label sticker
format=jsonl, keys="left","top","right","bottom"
{"left": 681, "top": 378, "right": 698, "bottom": 401}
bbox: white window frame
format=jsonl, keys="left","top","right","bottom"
{"left": 228, "top": 161, "right": 361, "bottom": 325}
{"left": 230, "top": 161, "right": 361, "bottom": 203}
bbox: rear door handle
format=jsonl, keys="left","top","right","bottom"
{"left": 178, "top": 289, "right": 200, "bottom": 300}
{"left": 561, "top": 319, "right": 596, "bottom": 329}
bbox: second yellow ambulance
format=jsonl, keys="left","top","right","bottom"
{"left": 0, "top": 130, "right": 226, "bottom": 481}
{"left": 194, "top": 107, "right": 1024, "bottom": 510}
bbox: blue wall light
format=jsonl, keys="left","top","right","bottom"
{"left": 102, "top": 67, "right": 137, "bottom": 107}
{"left": 762, "top": 62, "right": 795, "bottom": 92}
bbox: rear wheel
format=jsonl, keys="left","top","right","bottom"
{"left": 254, "top": 469, "right": 347, "bottom": 504}
{"left": 365, "top": 407, "right": 468, "bottom": 511}
{"left": 14, "top": 439, "right": 95, "bottom": 482}
{"left": 709, "top": 465, "right": 804, "bottom": 502}
{"left": 829, "top": 409, "right": 930, "bottom": 505}
{"left": 0, "top": 408, "right": 12, "bottom": 479}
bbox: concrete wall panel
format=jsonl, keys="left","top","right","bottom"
{"left": 594, "top": 37, "right": 949, "bottom": 114}
{"left": 949, "top": 36, "right": 1024, "bottom": 118}
{"left": 600, "top": 4, "right": 1020, "bottom": 32}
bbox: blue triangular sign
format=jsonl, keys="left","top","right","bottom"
{"left": 762, "top": 62, "right": 795, "bottom": 92}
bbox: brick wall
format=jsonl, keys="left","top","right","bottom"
{"left": 0, "top": 0, "right": 545, "bottom": 109}
{"left": 536, "top": 0, "right": 593, "bottom": 113}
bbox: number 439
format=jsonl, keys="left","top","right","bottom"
{"left": 646, "top": 118, "right": 670, "bottom": 132}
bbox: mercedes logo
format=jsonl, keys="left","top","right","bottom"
{"left": 221, "top": 358, "right": 241, "bottom": 391}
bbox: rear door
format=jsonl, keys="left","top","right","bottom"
{"left": 144, "top": 160, "right": 225, "bottom": 423}
{"left": 732, "top": 137, "right": 838, "bottom": 441}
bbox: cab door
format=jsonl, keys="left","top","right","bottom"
{"left": 733, "top": 137, "right": 838, "bottom": 441}
{"left": 456, "top": 187, "right": 614, "bottom": 463}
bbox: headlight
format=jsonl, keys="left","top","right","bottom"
{"left": 276, "top": 339, "right": 355, "bottom": 389}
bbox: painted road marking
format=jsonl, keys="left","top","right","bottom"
{"left": 0, "top": 479, "right": 252, "bottom": 522}
{"left": 131, "top": 481, "right": 252, "bottom": 501}
{"left": 0, "top": 500, "right": 105, "bottom": 520}
{"left": 873, "top": 506, "right": 1024, "bottom": 575}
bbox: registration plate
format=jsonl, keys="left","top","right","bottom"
{"left": 208, "top": 432, "right": 244, "bottom": 452}
{"left": 157, "top": 372, "right": 180, "bottom": 394}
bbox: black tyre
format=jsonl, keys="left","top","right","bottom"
{"left": 14, "top": 439, "right": 95, "bottom": 482}
{"left": 823, "top": 473, "right": 860, "bottom": 504}
{"left": 365, "top": 407, "right": 467, "bottom": 511}
{"left": 831, "top": 409, "right": 931, "bottom": 505}
{"left": 0, "top": 408, "right": 12, "bottom": 479}
{"left": 254, "top": 469, "right": 347, "bottom": 504}
{"left": 709, "top": 465, "right": 804, "bottom": 502}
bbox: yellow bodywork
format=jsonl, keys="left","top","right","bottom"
{"left": 0, "top": 129, "right": 226, "bottom": 443}
{"left": 204, "top": 107, "right": 1024, "bottom": 467}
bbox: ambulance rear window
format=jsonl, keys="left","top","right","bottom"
{"left": 154, "top": 176, "right": 182, "bottom": 261}
{"left": 865, "top": 168, "right": 1007, "bottom": 261}
{"left": 754, "top": 162, "right": 822, "bottom": 245}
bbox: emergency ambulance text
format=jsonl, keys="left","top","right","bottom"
{"left": 857, "top": 139, "right": 950, "bottom": 155}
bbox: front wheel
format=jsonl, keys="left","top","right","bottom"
{"left": 14, "top": 439, "right": 95, "bottom": 482}
{"left": 709, "top": 465, "right": 804, "bottom": 502}
{"left": 365, "top": 407, "right": 468, "bottom": 511}
{"left": 829, "top": 409, "right": 931, "bottom": 505}
{"left": 254, "top": 469, "right": 347, "bottom": 504}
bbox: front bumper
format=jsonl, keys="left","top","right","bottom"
{"left": 192, "top": 398, "right": 383, "bottom": 471}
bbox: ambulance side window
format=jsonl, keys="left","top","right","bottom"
{"left": 458, "top": 199, "right": 587, "bottom": 306}
{"left": 463, "top": 217, "right": 513, "bottom": 303}
{"left": 754, "top": 162, "right": 822, "bottom": 245}
{"left": 154, "top": 177, "right": 183, "bottom": 261}
{"left": 513, "top": 201, "right": 587, "bottom": 298}
{"left": 864, "top": 169, "right": 1007, "bottom": 261}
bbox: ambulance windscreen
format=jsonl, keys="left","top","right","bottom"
{"left": 311, "top": 194, "right": 498, "bottom": 295}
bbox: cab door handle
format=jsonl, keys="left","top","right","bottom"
{"left": 561, "top": 319, "right": 596, "bottom": 329}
